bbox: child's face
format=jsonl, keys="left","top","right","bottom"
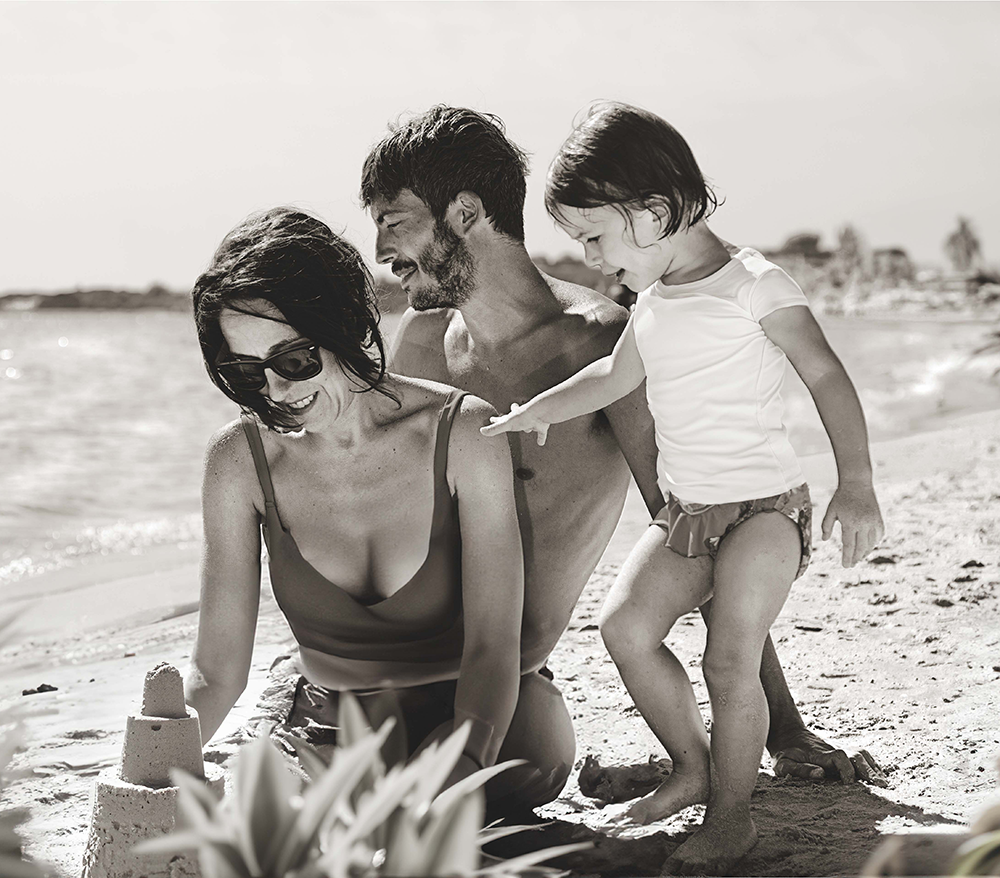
{"left": 554, "top": 204, "right": 670, "bottom": 292}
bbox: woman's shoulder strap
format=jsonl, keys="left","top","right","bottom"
{"left": 433, "top": 390, "right": 468, "bottom": 480}
{"left": 239, "top": 413, "right": 277, "bottom": 508}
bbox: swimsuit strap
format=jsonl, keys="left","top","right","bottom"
{"left": 240, "top": 414, "right": 278, "bottom": 509}
{"left": 433, "top": 390, "right": 467, "bottom": 485}
{"left": 240, "top": 392, "right": 464, "bottom": 513}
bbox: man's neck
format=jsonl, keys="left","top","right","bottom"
{"left": 456, "top": 241, "right": 564, "bottom": 350}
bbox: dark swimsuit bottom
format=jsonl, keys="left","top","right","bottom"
{"left": 240, "top": 390, "right": 468, "bottom": 699}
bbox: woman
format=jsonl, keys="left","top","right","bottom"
{"left": 185, "top": 207, "right": 523, "bottom": 785}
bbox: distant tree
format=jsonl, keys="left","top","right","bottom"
{"left": 779, "top": 233, "right": 825, "bottom": 259}
{"left": 836, "top": 224, "right": 867, "bottom": 277}
{"left": 944, "top": 217, "right": 982, "bottom": 273}
{"left": 872, "top": 248, "right": 915, "bottom": 286}
{"left": 826, "top": 224, "right": 871, "bottom": 293}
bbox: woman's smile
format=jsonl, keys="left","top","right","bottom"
{"left": 285, "top": 391, "right": 318, "bottom": 412}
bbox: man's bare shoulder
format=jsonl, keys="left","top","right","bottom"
{"left": 389, "top": 307, "right": 461, "bottom": 380}
{"left": 392, "top": 306, "right": 458, "bottom": 346}
{"left": 538, "top": 273, "right": 630, "bottom": 357}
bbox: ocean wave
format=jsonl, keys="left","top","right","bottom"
{"left": 0, "top": 514, "right": 203, "bottom": 590}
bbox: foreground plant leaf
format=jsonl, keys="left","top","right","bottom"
{"left": 199, "top": 839, "right": 256, "bottom": 878}
{"left": 273, "top": 718, "right": 395, "bottom": 874}
{"left": 231, "top": 733, "right": 303, "bottom": 873}
{"left": 288, "top": 735, "right": 333, "bottom": 783}
{"left": 409, "top": 723, "right": 471, "bottom": 812}
{"left": 420, "top": 789, "right": 484, "bottom": 876}
{"left": 474, "top": 841, "right": 593, "bottom": 876}
{"left": 336, "top": 692, "right": 389, "bottom": 819}
{"left": 430, "top": 759, "right": 526, "bottom": 821}
{"left": 338, "top": 762, "right": 418, "bottom": 845}
{"left": 0, "top": 853, "right": 45, "bottom": 878}
{"left": 336, "top": 691, "right": 372, "bottom": 751}
{"left": 952, "top": 829, "right": 1000, "bottom": 875}
{"left": 477, "top": 820, "right": 555, "bottom": 845}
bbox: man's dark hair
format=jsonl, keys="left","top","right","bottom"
{"left": 360, "top": 105, "right": 530, "bottom": 241}
{"left": 192, "top": 207, "right": 394, "bottom": 431}
{"left": 545, "top": 101, "right": 718, "bottom": 238}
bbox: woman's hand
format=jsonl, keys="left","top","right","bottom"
{"left": 481, "top": 402, "right": 553, "bottom": 446}
{"left": 822, "top": 481, "right": 885, "bottom": 567}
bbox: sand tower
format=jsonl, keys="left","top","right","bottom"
{"left": 82, "top": 662, "right": 225, "bottom": 878}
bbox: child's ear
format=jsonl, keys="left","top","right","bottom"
{"left": 646, "top": 197, "right": 673, "bottom": 233}
{"left": 446, "top": 191, "right": 484, "bottom": 236}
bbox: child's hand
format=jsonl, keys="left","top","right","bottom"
{"left": 821, "top": 482, "right": 885, "bottom": 567}
{"left": 480, "top": 402, "right": 552, "bottom": 446}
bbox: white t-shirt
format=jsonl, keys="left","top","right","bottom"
{"left": 633, "top": 247, "right": 809, "bottom": 505}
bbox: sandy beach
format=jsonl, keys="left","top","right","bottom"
{"left": 3, "top": 407, "right": 999, "bottom": 877}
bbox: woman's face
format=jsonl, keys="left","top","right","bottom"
{"left": 219, "top": 302, "right": 352, "bottom": 428}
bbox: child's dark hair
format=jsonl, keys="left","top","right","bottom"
{"left": 192, "top": 207, "right": 395, "bottom": 431}
{"left": 360, "top": 105, "right": 531, "bottom": 241}
{"left": 545, "top": 101, "right": 718, "bottom": 238}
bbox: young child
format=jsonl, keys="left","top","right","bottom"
{"left": 482, "top": 102, "right": 884, "bottom": 874}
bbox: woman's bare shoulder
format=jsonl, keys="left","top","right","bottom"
{"left": 201, "top": 417, "right": 263, "bottom": 509}
{"left": 454, "top": 392, "right": 498, "bottom": 426}
{"left": 448, "top": 394, "right": 508, "bottom": 479}
{"left": 380, "top": 375, "right": 484, "bottom": 423}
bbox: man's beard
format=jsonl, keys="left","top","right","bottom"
{"left": 408, "top": 221, "right": 477, "bottom": 311}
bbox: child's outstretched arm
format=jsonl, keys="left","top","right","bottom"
{"left": 481, "top": 312, "right": 645, "bottom": 445}
{"left": 761, "top": 305, "right": 884, "bottom": 567}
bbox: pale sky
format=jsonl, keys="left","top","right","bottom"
{"left": 1, "top": 1, "right": 998, "bottom": 292}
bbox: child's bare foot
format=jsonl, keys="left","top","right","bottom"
{"left": 622, "top": 768, "right": 709, "bottom": 825}
{"left": 662, "top": 807, "right": 757, "bottom": 875}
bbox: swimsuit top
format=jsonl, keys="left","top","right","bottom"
{"left": 240, "top": 391, "right": 466, "bottom": 678}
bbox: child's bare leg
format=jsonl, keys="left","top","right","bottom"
{"left": 598, "top": 526, "right": 714, "bottom": 825}
{"left": 666, "top": 511, "right": 800, "bottom": 875}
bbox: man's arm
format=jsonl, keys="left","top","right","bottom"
{"left": 602, "top": 349, "right": 884, "bottom": 785}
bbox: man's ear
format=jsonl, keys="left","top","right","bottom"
{"left": 445, "top": 191, "right": 485, "bottom": 236}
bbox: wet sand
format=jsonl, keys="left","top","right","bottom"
{"left": 3, "top": 409, "right": 1000, "bottom": 876}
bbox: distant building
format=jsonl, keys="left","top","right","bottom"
{"left": 761, "top": 233, "right": 834, "bottom": 269}
{"left": 872, "top": 248, "right": 915, "bottom": 285}
{"left": 758, "top": 233, "right": 834, "bottom": 296}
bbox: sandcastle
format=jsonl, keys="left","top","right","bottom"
{"left": 81, "top": 663, "right": 225, "bottom": 878}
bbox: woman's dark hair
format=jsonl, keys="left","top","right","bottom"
{"left": 192, "top": 207, "right": 395, "bottom": 431}
{"left": 545, "top": 101, "right": 718, "bottom": 239}
{"left": 360, "top": 105, "right": 530, "bottom": 241}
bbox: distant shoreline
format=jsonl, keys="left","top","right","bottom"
{"left": 0, "top": 286, "right": 192, "bottom": 312}
{"left": 3, "top": 277, "right": 997, "bottom": 321}
{"left": 0, "top": 281, "right": 412, "bottom": 314}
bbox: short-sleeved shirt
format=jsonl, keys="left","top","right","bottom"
{"left": 633, "top": 247, "right": 809, "bottom": 505}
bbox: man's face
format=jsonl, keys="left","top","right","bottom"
{"left": 371, "top": 190, "right": 476, "bottom": 311}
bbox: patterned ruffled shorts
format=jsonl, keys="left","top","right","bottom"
{"left": 651, "top": 482, "right": 813, "bottom": 580}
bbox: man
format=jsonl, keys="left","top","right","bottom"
{"left": 360, "top": 105, "right": 882, "bottom": 804}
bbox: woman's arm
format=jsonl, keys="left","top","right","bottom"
{"left": 760, "top": 305, "right": 885, "bottom": 566}
{"left": 185, "top": 424, "right": 264, "bottom": 743}
{"left": 448, "top": 396, "right": 524, "bottom": 770}
{"left": 481, "top": 312, "right": 645, "bottom": 445}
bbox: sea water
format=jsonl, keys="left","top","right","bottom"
{"left": 1, "top": 308, "right": 997, "bottom": 591}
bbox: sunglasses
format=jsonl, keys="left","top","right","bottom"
{"left": 217, "top": 340, "right": 323, "bottom": 392}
